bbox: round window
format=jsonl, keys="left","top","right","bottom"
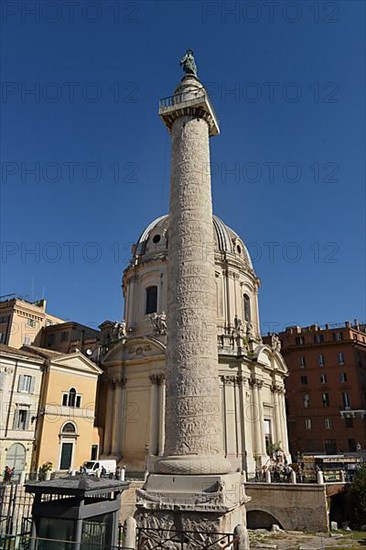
{"left": 152, "top": 234, "right": 161, "bottom": 244}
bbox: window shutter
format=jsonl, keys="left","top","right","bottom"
{"left": 17, "top": 375, "right": 24, "bottom": 392}
{"left": 30, "top": 376, "right": 35, "bottom": 394}
{"left": 25, "top": 410, "right": 30, "bottom": 430}
{"left": 13, "top": 408, "right": 19, "bottom": 429}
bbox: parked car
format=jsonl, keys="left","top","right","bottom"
{"left": 82, "top": 459, "right": 116, "bottom": 477}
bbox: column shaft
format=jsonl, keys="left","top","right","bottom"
{"left": 149, "top": 376, "right": 160, "bottom": 456}
{"left": 158, "top": 378, "right": 166, "bottom": 455}
{"left": 103, "top": 382, "right": 114, "bottom": 455}
{"left": 157, "top": 107, "right": 230, "bottom": 475}
{"left": 111, "top": 382, "right": 121, "bottom": 456}
{"left": 256, "top": 384, "right": 265, "bottom": 455}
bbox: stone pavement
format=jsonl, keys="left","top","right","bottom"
{"left": 249, "top": 529, "right": 366, "bottom": 549}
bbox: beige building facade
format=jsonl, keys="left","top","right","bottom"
{"left": 0, "top": 341, "right": 102, "bottom": 478}
{"left": 0, "top": 344, "right": 44, "bottom": 481}
{"left": 0, "top": 296, "right": 64, "bottom": 349}
{"left": 27, "top": 346, "right": 102, "bottom": 473}
{"left": 100, "top": 215, "right": 290, "bottom": 477}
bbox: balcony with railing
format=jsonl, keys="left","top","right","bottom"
{"left": 158, "top": 88, "right": 220, "bottom": 135}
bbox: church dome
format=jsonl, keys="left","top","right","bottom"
{"left": 132, "top": 214, "right": 254, "bottom": 270}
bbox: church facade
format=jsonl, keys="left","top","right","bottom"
{"left": 100, "top": 214, "right": 290, "bottom": 477}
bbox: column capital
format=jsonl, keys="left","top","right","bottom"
{"left": 271, "top": 384, "right": 285, "bottom": 394}
{"left": 220, "top": 375, "right": 236, "bottom": 385}
{"left": 149, "top": 374, "right": 165, "bottom": 385}
{"left": 249, "top": 378, "right": 263, "bottom": 389}
{"left": 112, "top": 377, "right": 127, "bottom": 389}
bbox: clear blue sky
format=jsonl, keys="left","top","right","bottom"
{"left": 1, "top": 0, "right": 365, "bottom": 333}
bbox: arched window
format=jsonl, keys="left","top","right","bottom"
{"left": 68, "top": 388, "right": 76, "bottom": 407}
{"left": 6, "top": 443, "right": 26, "bottom": 478}
{"left": 62, "top": 422, "right": 76, "bottom": 434}
{"left": 244, "top": 294, "right": 251, "bottom": 322}
{"left": 145, "top": 285, "right": 158, "bottom": 314}
{"left": 62, "top": 388, "right": 81, "bottom": 408}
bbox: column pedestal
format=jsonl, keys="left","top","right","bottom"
{"left": 136, "top": 472, "right": 250, "bottom": 543}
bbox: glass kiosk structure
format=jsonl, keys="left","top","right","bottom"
{"left": 25, "top": 476, "right": 129, "bottom": 550}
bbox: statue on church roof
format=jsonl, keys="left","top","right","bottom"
{"left": 180, "top": 49, "right": 197, "bottom": 77}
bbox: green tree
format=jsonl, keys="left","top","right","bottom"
{"left": 352, "top": 463, "right": 366, "bottom": 528}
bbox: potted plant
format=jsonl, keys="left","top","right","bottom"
{"left": 38, "top": 461, "right": 53, "bottom": 481}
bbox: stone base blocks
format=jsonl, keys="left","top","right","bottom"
{"left": 136, "top": 472, "right": 250, "bottom": 548}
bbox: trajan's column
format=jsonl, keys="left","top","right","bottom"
{"left": 135, "top": 51, "right": 250, "bottom": 547}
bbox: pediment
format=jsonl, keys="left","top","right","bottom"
{"left": 252, "top": 344, "right": 288, "bottom": 374}
{"left": 51, "top": 353, "right": 103, "bottom": 375}
{"left": 102, "top": 336, "right": 166, "bottom": 364}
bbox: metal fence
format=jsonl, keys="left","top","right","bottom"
{"left": 0, "top": 483, "right": 34, "bottom": 537}
{"left": 0, "top": 483, "right": 237, "bottom": 549}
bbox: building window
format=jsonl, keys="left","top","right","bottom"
{"left": 300, "top": 376, "right": 308, "bottom": 385}
{"left": 243, "top": 294, "right": 251, "bottom": 322}
{"left": 314, "top": 334, "right": 324, "bottom": 343}
{"left": 47, "top": 333, "right": 55, "bottom": 346}
{"left": 339, "top": 372, "right": 347, "bottom": 383}
{"left": 298, "top": 356, "right": 306, "bottom": 368}
{"left": 325, "top": 418, "right": 333, "bottom": 429}
{"left": 61, "top": 331, "right": 69, "bottom": 342}
{"left": 303, "top": 394, "right": 310, "bottom": 408}
{"left": 23, "top": 336, "right": 31, "bottom": 345}
{"left": 333, "top": 332, "right": 343, "bottom": 341}
{"left": 348, "top": 439, "right": 357, "bottom": 452}
{"left": 342, "top": 391, "right": 351, "bottom": 409}
{"left": 62, "top": 388, "right": 81, "bottom": 408}
{"left": 295, "top": 336, "right": 305, "bottom": 345}
{"left": 322, "top": 392, "right": 330, "bottom": 407}
{"left": 27, "top": 318, "right": 36, "bottom": 328}
{"left": 345, "top": 417, "right": 353, "bottom": 428}
{"left": 13, "top": 408, "right": 30, "bottom": 430}
{"left": 320, "top": 374, "right": 327, "bottom": 384}
{"left": 317, "top": 354, "right": 325, "bottom": 367}
{"left": 324, "top": 439, "right": 337, "bottom": 454}
{"left": 17, "top": 375, "right": 35, "bottom": 393}
{"left": 145, "top": 286, "right": 158, "bottom": 315}
{"left": 338, "top": 352, "right": 345, "bottom": 365}
{"left": 263, "top": 419, "right": 272, "bottom": 455}
{"left": 62, "top": 422, "right": 76, "bottom": 433}
{"left": 0, "top": 332, "right": 5, "bottom": 344}
{"left": 305, "top": 419, "right": 312, "bottom": 430}
{"left": 91, "top": 445, "right": 98, "bottom": 460}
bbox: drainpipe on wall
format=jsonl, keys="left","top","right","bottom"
{"left": 4, "top": 360, "right": 18, "bottom": 437}
{"left": 32, "top": 359, "right": 50, "bottom": 471}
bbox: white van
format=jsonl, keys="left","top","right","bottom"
{"left": 83, "top": 459, "right": 116, "bottom": 476}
